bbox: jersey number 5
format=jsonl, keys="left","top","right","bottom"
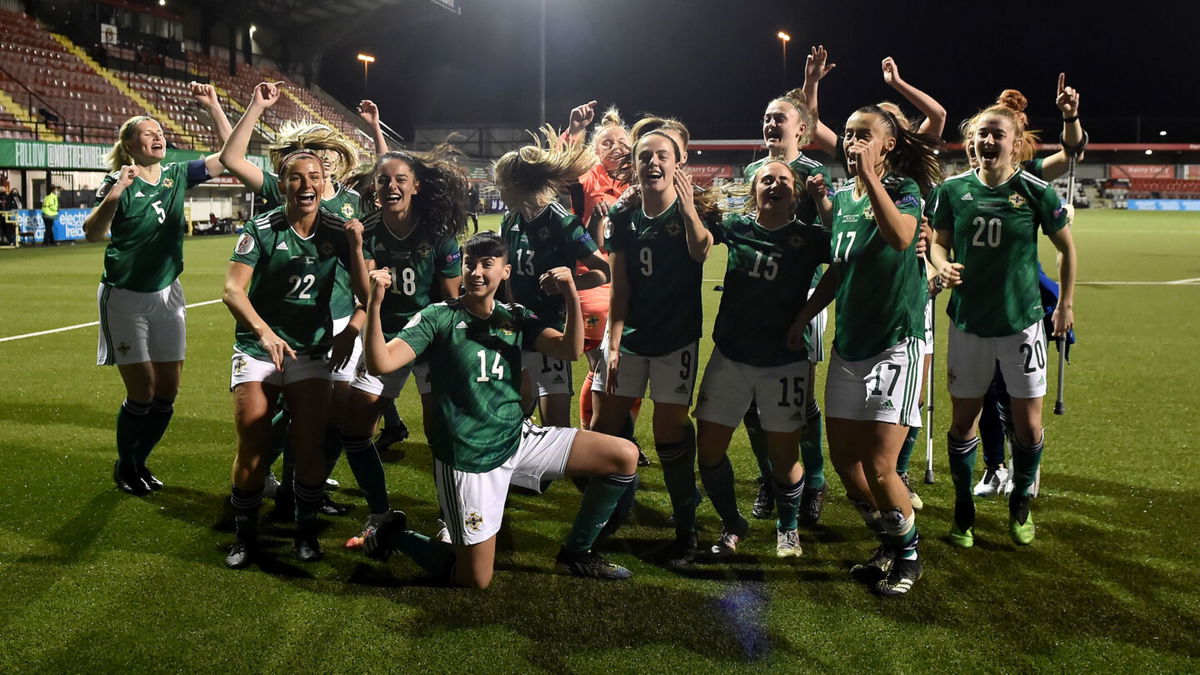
{"left": 151, "top": 200, "right": 165, "bottom": 224}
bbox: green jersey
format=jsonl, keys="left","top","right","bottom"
{"left": 395, "top": 299, "right": 549, "bottom": 472}
{"left": 500, "top": 202, "right": 598, "bottom": 331}
{"left": 930, "top": 168, "right": 1068, "bottom": 337}
{"left": 96, "top": 160, "right": 209, "bottom": 292}
{"left": 711, "top": 214, "right": 831, "bottom": 366}
{"left": 606, "top": 199, "right": 707, "bottom": 356}
{"left": 1021, "top": 157, "right": 1046, "bottom": 180}
{"left": 259, "top": 172, "right": 362, "bottom": 321}
{"left": 230, "top": 207, "right": 354, "bottom": 357}
{"left": 828, "top": 174, "right": 926, "bottom": 360}
{"left": 361, "top": 210, "right": 462, "bottom": 339}
{"left": 743, "top": 152, "right": 831, "bottom": 226}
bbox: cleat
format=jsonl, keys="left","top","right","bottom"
{"left": 262, "top": 472, "right": 280, "bottom": 499}
{"left": 660, "top": 531, "right": 697, "bottom": 567}
{"left": 974, "top": 465, "right": 1009, "bottom": 498}
{"left": 874, "top": 557, "right": 922, "bottom": 596}
{"left": 325, "top": 478, "right": 340, "bottom": 491}
{"left": 711, "top": 519, "right": 750, "bottom": 556}
{"left": 947, "top": 525, "right": 975, "bottom": 548}
{"left": 113, "top": 461, "right": 151, "bottom": 496}
{"left": 318, "top": 494, "right": 351, "bottom": 516}
{"left": 799, "top": 482, "right": 828, "bottom": 525}
{"left": 345, "top": 512, "right": 388, "bottom": 549}
{"left": 137, "top": 465, "right": 164, "bottom": 491}
{"left": 363, "top": 510, "right": 406, "bottom": 560}
{"left": 224, "top": 541, "right": 255, "bottom": 569}
{"left": 751, "top": 477, "right": 774, "bottom": 520}
{"left": 293, "top": 532, "right": 323, "bottom": 563}
{"left": 556, "top": 548, "right": 632, "bottom": 580}
{"left": 375, "top": 419, "right": 410, "bottom": 451}
{"left": 1009, "top": 495, "right": 1035, "bottom": 545}
{"left": 775, "top": 528, "right": 803, "bottom": 558}
{"left": 898, "top": 472, "right": 922, "bottom": 511}
{"left": 850, "top": 545, "right": 895, "bottom": 582}
{"left": 636, "top": 444, "right": 651, "bottom": 467}
{"left": 435, "top": 519, "right": 452, "bottom": 544}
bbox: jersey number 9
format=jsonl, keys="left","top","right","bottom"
{"left": 639, "top": 247, "right": 653, "bottom": 276}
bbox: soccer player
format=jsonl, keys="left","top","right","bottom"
{"left": 340, "top": 148, "right": 472, "bottom": 548}
{"left": 221, "top": 82, "right": 365, "bottom": 514}
{"left": 84, "top": 88, "right": 231, "bottom": 496}
{"left": 929, "top": 101, "right": 1077, "bottom": 548}
{"left": 740, "top": 87, "right": 832, "bottom": 527}
{"left": 590, "top": 130, "right": 719, "bottom": 566}
{"left": 695, "top": 160, "right": 831, "bottom": 558}
{"left": 221, "top": 150, "right": 367, "bottom": 569}
{"left": 361, "top": 232, "right": 638, "bottom": 588}
{"left": 493, "top": 125, "right": 611, "bottom": 430}
{"left": 788, "top": 104, "right": 941, "bottom": 595}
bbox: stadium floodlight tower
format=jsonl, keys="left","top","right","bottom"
{"left": 357, "top": 53, "right": 376, "bottom": 95}
{"left": 777, "top": 31, "right": 791, "bottom": 88}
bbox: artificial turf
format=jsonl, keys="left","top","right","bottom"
{"left": 0, "top": 210, "right": 1197, "bottom": 671}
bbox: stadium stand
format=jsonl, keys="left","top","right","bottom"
{"left": 1127, "top": 178, "right": 1200, "bottom": 199}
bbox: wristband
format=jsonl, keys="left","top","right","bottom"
{"left": 1061, "top": 115, "right": 1079, "bottom": 123}
{"left": 1059, "top": 130, "right": 1089, "bottom": 156}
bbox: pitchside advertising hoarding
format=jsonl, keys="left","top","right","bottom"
{"left": 0, "top": 139, "right": 269, "bottom": 171}
{"left": 9, "top": 208, "right": 89, "bottom": 243}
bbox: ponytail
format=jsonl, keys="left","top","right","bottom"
{"left": 106, "top": 116, "right": 155, "bottom": 172}
{"left": 856, "top": 105, "right": 943, "bottom": 196}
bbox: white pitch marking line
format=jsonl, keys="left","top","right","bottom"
{"left": 0, "top": 299, "right": 224, "bottom": 343}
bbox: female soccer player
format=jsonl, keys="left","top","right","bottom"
{"left": 929, "top": 101, "right": 1077, "bottom": 548}
{"left": 221, "top": 82, "right": 365, "bottom": 512}
{"left": 695, "top": 160, "right": 831, "bottom": 557}
{"left": 361, "top": 231, "right": 638, "bottom": 588}
{"left": 788, "top": 105, "right": 941, "bottom": 595}
{"left": 340, "top": 148, "right": 472, "bottom": 548}
{"left": 590, "top": 130, "right": 718, "bottom": 566}
{"left": 740, "top": 87, "right": 832, "bottom": 527}
{"left": 493, "top": 126, "right": 610, "bottom": 429}
{"left": 84, "top": 83, "right": 230, "bottom": 496}
{"left": 221, "top": 150, "right": 367, "bottom": 569}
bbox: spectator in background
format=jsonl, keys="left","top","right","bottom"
{"left": 41, "top": 185, "right": 60, "bottom": 246}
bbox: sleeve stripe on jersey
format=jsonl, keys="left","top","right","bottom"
{"left": 946, "top": 170, "right": 974, "bottom": 183}
{"left": 549, "top": 201, "right": 574, "bottom": 220}
{"left": 834, "top": 179, "right": 856, "bottom": 194}
{"left": 253, "top": 213, "right": 274, "bottom": 230}
{"left": 796, "top": 155, "right": 822, "bottom": 170}
{"left": 1019, "top": 171, "right": 1050, "bottom": 189}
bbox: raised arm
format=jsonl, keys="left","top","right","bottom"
{"left": 533, "top": 267, "right": 584, "bottom": 361}
{"left": 565, "top": 100, "right": 597, "bottom": 143}
{"left": 190, "top": 82, "right": 232, "bottom": 177}
{"left": 83, "top": 165, "right": 136, "bottom": 242}
{"left": 364, "top": 269, "right": 418, "bottom": 375}
{"left": 1039, "top": 73, "right": 1087, "bottom": 181}
{"left": 357, "top": 100, "right": 389, "bottom": 155}
{"left": 220, "top": 82, "right": 280, "bottom": 194}
{"left": 802, "top": 45, "right": 839, "bottom": 157}
{"left": 881, "top": 57, "right": 946, "bottom": 139}
{"left": 805, "top": 174, "right": 833, "bottom": 226}
{"left": 852, "top": 142, "right": 916, "bottom": 250}
{"left": 675, "top": 170, "right": 712, "bottom": 262}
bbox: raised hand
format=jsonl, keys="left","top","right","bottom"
{"left": 357, "top": 100, "right": 380, "bottom": 127}
{"left": 805, "top": 45, "right": 836, "bottom": 83}
{"left": 189, "top": 82, "right": 219, "bottom": 108}
{"left": 846, "top": 139, "right": 879, "bottom": 177}
{"left": 1056, "top": 73, "right": 1080, "bottom": 118}
{"left": 881, "top": 56, "right": 901, "bottom": 86}
{"left": 538, "top": 266, "right": 577, "bottom": 297}
{"left": 674, "top": 169, "right": 696, "bottom": 214}
{"left": 115, "top": 164, "right": 138, "bottom": 190}
{"left": 252, "top": 81, "right": 282, "bottom": 109}
{"left": 805, "top": 173, "right": 827, "bottom": 200}
{"left": 568, "top": 100, "right": 598, "bottom": 136}
{"left": 369, "top": 268, "right": 392, "bottom": 304}
{"left": 344, "top": 218, "right": 364, "bottom": 249}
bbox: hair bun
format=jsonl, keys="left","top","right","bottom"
{"left": 599, "top": 106, "right": 624, "bottom": 128}
{"left": 995, "top": 89, "right": 1028, "bottom": 113}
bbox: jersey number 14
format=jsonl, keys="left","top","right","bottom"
{"left": 476, "top": 349, "right": 505, "bottom": 382}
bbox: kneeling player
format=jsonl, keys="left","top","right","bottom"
{"left": 362, "top": 232, "right": 637, "bottom": 588}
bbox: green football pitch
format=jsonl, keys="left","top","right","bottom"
{"left": 1, "top": 210, "right": 1197, "bottom": 671}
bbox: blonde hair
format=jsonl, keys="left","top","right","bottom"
{"left": 268, "top": 121, "right": 360, "bottom": 182}
{"left": 770, "top": 88, "right": 815, "bottom": 146}
{"left": 492, "top": 124, "right": 596, "bottom": 206}
{"left": 877, "top": 101, "right": 913, "bottom": 131}
{"left": 106, "top": 116, "right": 157, "bottom": 172}
{"left": 590, "top": 107, "right": 628, "bottom": 148}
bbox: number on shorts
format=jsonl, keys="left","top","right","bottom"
{"left": 833, "top": 231, "right": 857, "bottom": 262}
{"left": 749, "top": 250, "right": 780, "bottom": 280}
{"left": 971, "top": 216, "right": 1002, "bottom": 248}
{"left": 1020, "top": 337, "right": 1046, "bottom": 373}
{"left": 870, "top": 363, "right": 902, "bottom": 396}
{"left": 540, "top": 354, "right": 565, "bottom": 373}
{"left": 679, "top": 349, "right": 692, "bottom": 379}
{"left": 389, "top": 266, "right": 417, "bottom": 296}
{"left": 476, "top": 349, "right": 505, "bottom": 382}
{"left": 639, "top": 247, "right": 653, "bottom": 276}
{"left": 286, "top": 273, "right": 316, "bottom": 299}
{"left": 777, "top": 376, "right": 806, "bottom": 407}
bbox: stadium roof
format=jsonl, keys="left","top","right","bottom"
{"left": 190, "top": 0, "right": 433, "bottom": 29}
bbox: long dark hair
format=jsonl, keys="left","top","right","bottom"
{"left": 852, "top": 105, "right": 943, "bottom": 197}
{"left": 361, "top": 144, "right": 473, "bottom": 241}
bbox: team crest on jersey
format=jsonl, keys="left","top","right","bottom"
{"left": 665, "top": 220, "right": 682, "bottom": 237}
{"left": 788, "top": 233, "right": 804, "bottom": 248}
{"left": 162, "top": 177, "right": 174, "bottom": 189}
{"left": 497, "top": 319, "right": 515, "bottom": 335}
{"left": 1009, "top": 193, "right": 1026, "bottom": 208}
{"left": 235, "top": 233, "right": 255, "bottom": 255}
{"left": 320, "top": 241, "right": 336, "bottom": 257}
{"left": 585, "top": 315, "right": 600, "bottom": 329}
{"left": 416, "top": 242, "right": 433, "bottom": 258}
{"left": 537, "top": 226, "right": 551, "bottom": 240}
{"left": 863, "top": 204, "right": 874, "bottom": 221}
{"left": 465, "top": 510, "right": 484, "bottom": 532}
{"left": 341, "top": 203, "right": 355, "bottom": 219}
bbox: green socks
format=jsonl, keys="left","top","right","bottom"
{"left": 948, "top": 434, "right": 980, "bottom": 530}
{"left": 390, "top": 530, "right": 456, "bottom": 582}
{"left": 657, "top": 425, "right": 698, "bottom": 535}
{"left": 136, "top": 398, "right": 174, "bottom": 466}
{"left": 342, "top": 435, "right": 390, "bottom": 514}
{"left": 698, "top": 456, "right": 742, "bottom": 530}
{"left": 800, "top": 401, "right": 825, "bottom": 489}
{"left": 1009, "top": 433, "right": 1044, "bottom": 498}
{"left": 896, "top": 424, "right": 919, "bottom": 474}
{"left": 774, "top": 477, "right": 804, "bottom": 531}
{"left": 563, "top": 473, "right": 638, "bottom": 552}
{"left": 116, "top": 399, "right": 149, "bottom": 471}
{"left": 883, "top": 508, "right": 919, "bottom": 560}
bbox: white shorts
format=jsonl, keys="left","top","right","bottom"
{"left": 922, "top": 298, "right": 935, "bottom": 356}
{"left": 327, "top": 316, "right": 363, "bottom": 383}
{"left": 826, "top": 339, "right": 925, "bottom": 427}
{"left": 521, "top": 350, "right": 573, "bottom": 397}
{"left": 947, "top": 320, "right": 1047, "bottom": 399}
{"left": 434, "top": 420, "right": 576, "bottom": 545}
{"left": 806, "top": 288, "right": 828, "bottom": 363}
{"left": 229, "top": 349, "right": 331, "bottom": 390}
{"left": 352, "top": 358, "right": 431, "bottom": 399}
{"left": 591, "top": 340, "right": 699, "bottom": 405}
{"left": 694, "top": 347, "right": 810, "bottom": 433}
{"left": 96, "top": 280, "right": 186, "bottom": 366}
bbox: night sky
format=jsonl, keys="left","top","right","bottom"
{"left": 318, "top": 0, "right": 1200, "bottom": 145}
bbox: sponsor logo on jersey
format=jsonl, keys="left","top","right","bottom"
{"left": 791, "top": 410, "right": 805, "bottom": 420}
{"left": 276, "top": 241, "right": 289, "bottom": 251}
{"left": 446, "top": 251, "right": 461, "bottom": 263}
{"left": 961, "top": 192, "right": 974, "bottom": 201}
{"left": 465, "top": 510, "right": 484, "bottom": 532}
{"left": 134, "top": 190, "right": 146, "bottom": 198}
{"left": 340, "top": 203, "right": 355, "bottom": 218}
{"left": 1009, "top": 193, "right": 1027, "bottom": 208}
{"left": 235, "top": 233, "right": 255, "bottom": 255}
{"left": 162, "top": 178, "right": 174, "bottom": 189}
{"left": 416, "top": 242, "right": 433, "bottom": 258}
